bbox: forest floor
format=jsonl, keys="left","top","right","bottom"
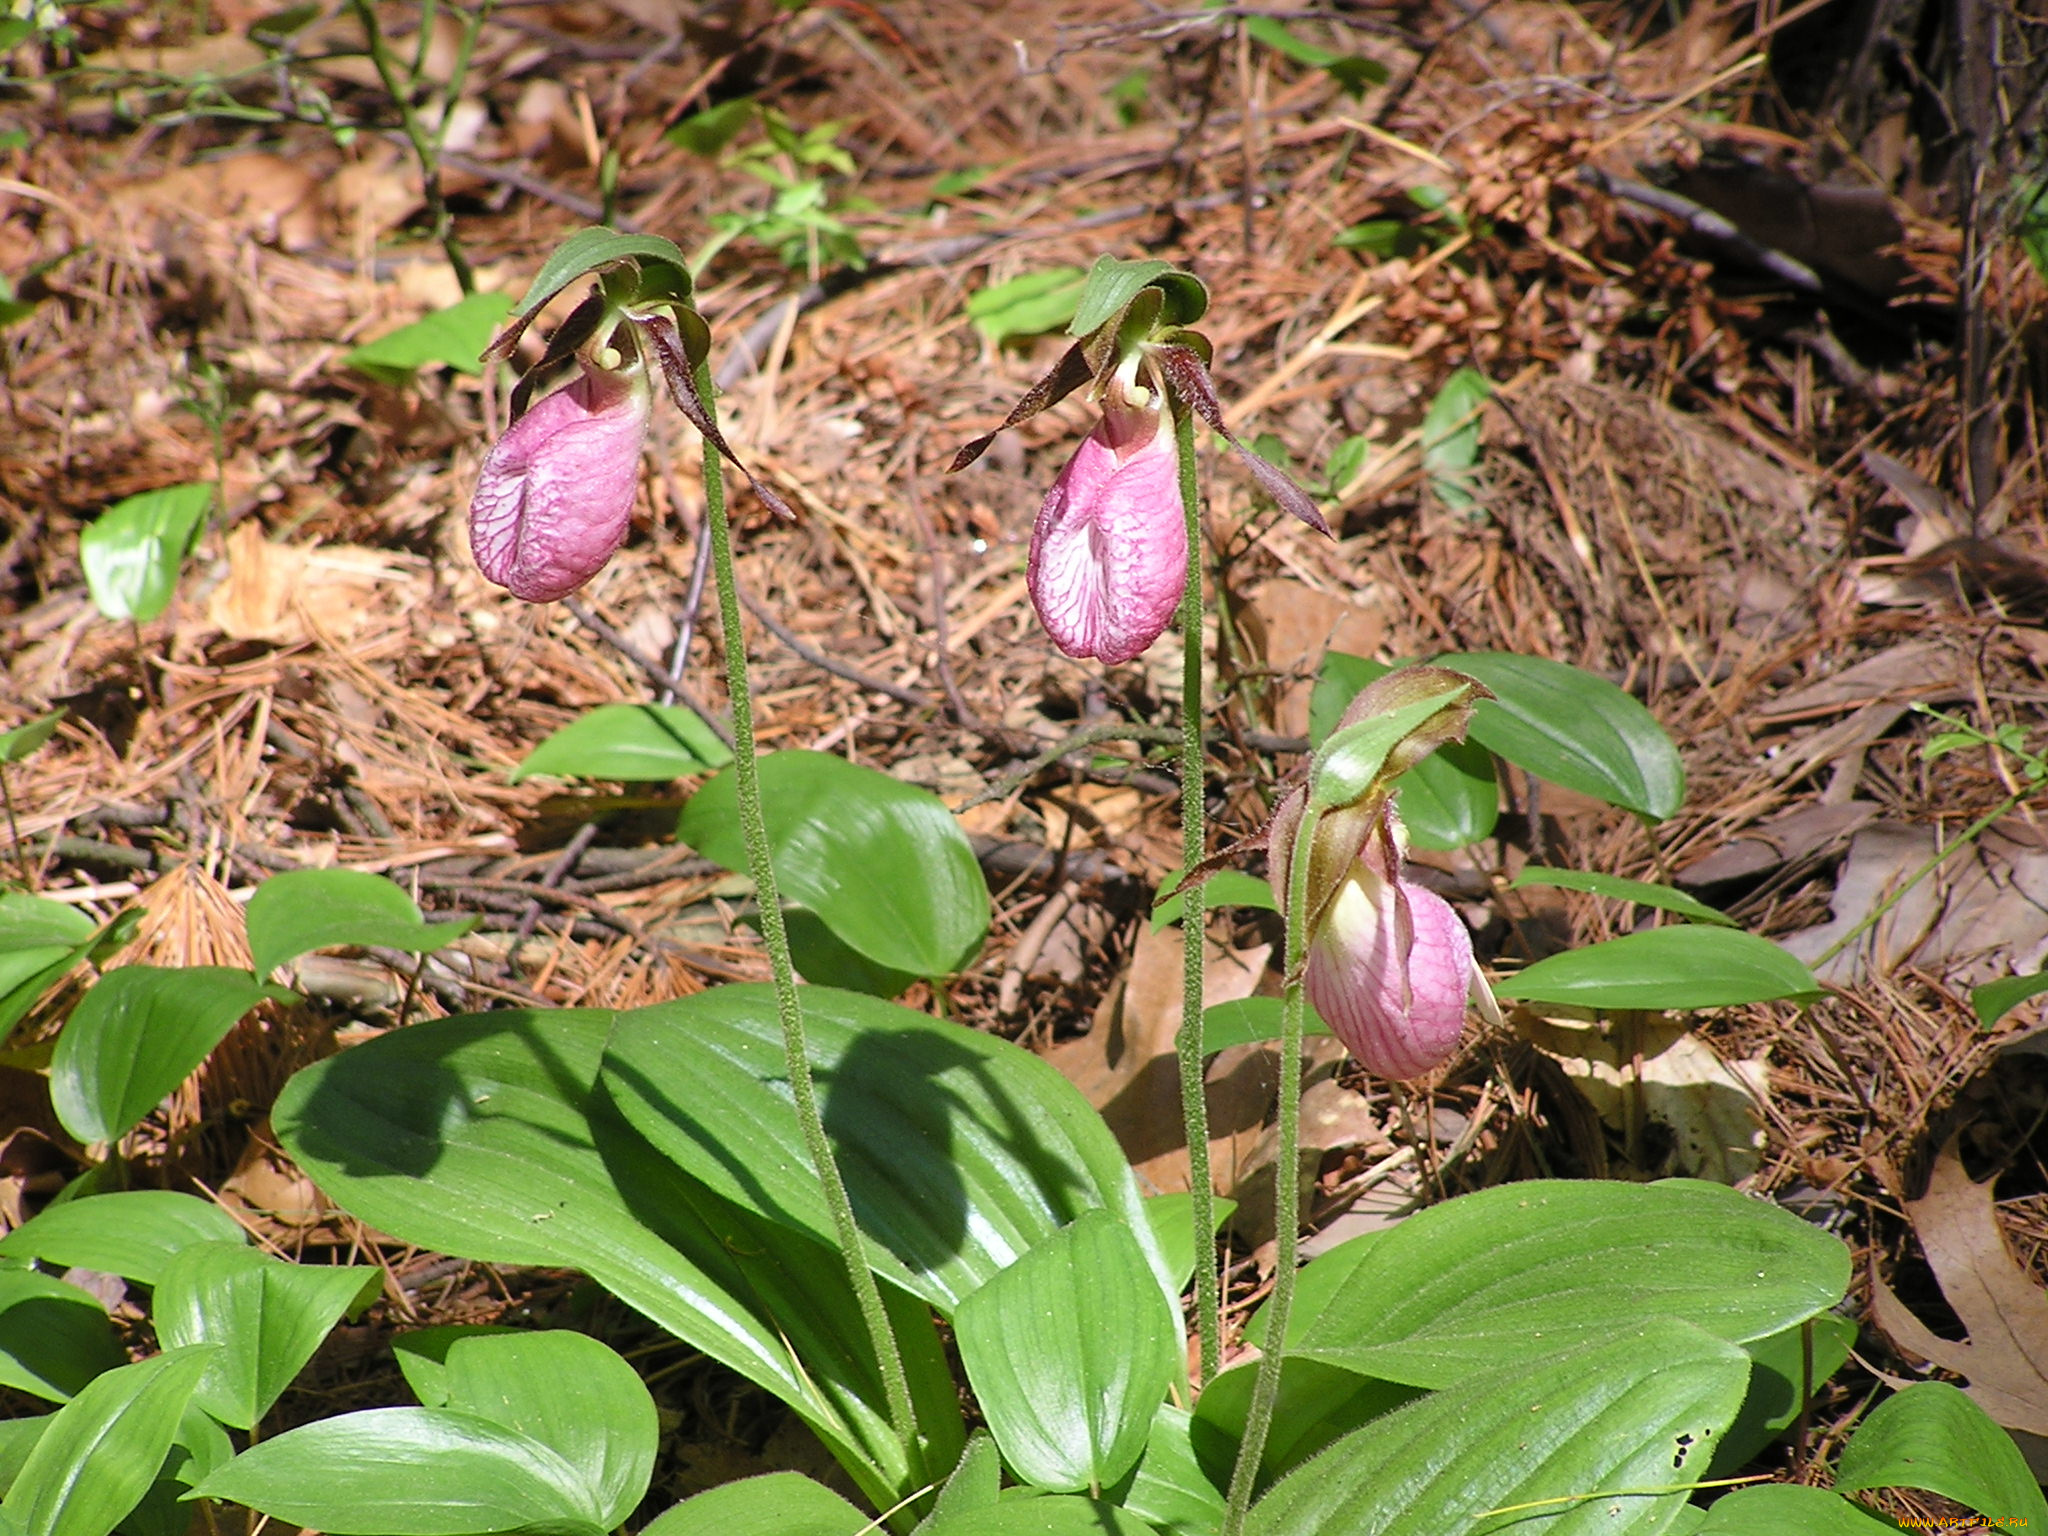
{"left": 3, "top": 0, "right": 2048, "bottom": 1519}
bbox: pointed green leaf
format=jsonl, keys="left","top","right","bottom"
{"left": 79, "top": 484, "right": 213, "bottom": 623}
{"left": 1189, "top": 1355, "right": 1417, "bottom": 1494}
{"left": 600, "top": 984, "right": 1172, "bottom": 1314}
{"left": 193, "top": 1407, "right": 606, "bottom": 1536}
{"left": 1494, "top": 927, "right": 1822, "bottom": 1010}
{"left": 511, "top": 703, "right": 732, "bottom": 783}
{"left": 1151, "top": 870, "right": 1275, "bottom": 930}
{"left": 1292, "top": 1179, "right": 1851, "bottom": 1388}
{"left": 920, "top": 1432, "right": 1002, "bottom": 1530}
{"left": 391, "top": 1329, "right": 655, "bottom": 1529}
{"left": 271, "top": 1007, "right": 956, "bottom": 1510}
{"left": 1419, "top": 366, "right": 1490, "bottom": 511}
{"left": 0, "top": 1191, "right": 246, "bottom": 1285}
{"left": 0, "top": 1271, "right": 124, "bottom": 1403}
{"left": 954, "top": 1210, "right": 1179, "bottom": 1492}
{"left": 678, "top": 751, "right": 987, "bottom": 980}
{"left": 513, "top": 229, "right": 692, "bottom": 321}
{"left": 921, "top": 1495, "right": 1161, "bottom": 1535}
{"left": 1835, "top": 1381, "right": 2048, "bottom": 1526}
{"left": 4, "top": 1344, "right": 217, "bottom": 1536}
{"left": 0, "top": 710, "right": 63, "bottom": 765}
{"left": 245, "top": 868, "right": 477, "bottom": 979}
{"left": 344, "top": 290, "right": 513, "bottom": 382}
{"left": 1972, "top": 969, "right": 2048, "bottom": 1028}
{"left": 50, "top": 967, "right": 291, "bottom": 1145}
{"left": 153, "top": 1243, "right": 380, "bottom": 1430}
{"left": 1197, "top": 997, "right": 1331, "bottom": 1053}
{"left": 642, "top": 1473, "right": 870, "bottom": 1536}
{"left": 1247, "top": 1319, "right": 1749, "bottom": 1536}
{"left": 1070, "top": 255, "right": 1177, "bottom": 338}
{"left": 968, "top": 268, "right": 1087, "bottom": 348}
{"left": 1512, "top": 867, "right": 1736, "bottom": 927}
{"left": 1104, "top": 1404, "right": 1225, "bottom": 1536}
{"left": 1436, "top": 651, "right": 1685, "bottom": 821}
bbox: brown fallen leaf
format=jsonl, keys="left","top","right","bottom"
{"left": 1871, "top": 1137, "right": 2048, "bottom": 1471}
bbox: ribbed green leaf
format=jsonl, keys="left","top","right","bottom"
{"left": 153, "top": 1243, "right": 380, "bottom": 1430}
{"left": 1692, "top": 1485, "right": 1898, "bottom": 1534}
{"left": 642, "top": 1474, "right": 869, "bottom": 1536}
{"left": 954, "top": 1210, "right": 1179, "bottom": 1492}
{"left": 1293, "top": 1179, "right": 1850, "bottom": 1388}
{"left": 0, "top": 1271, "right": 124, "bottom": 1403}
{"left": 1835, "top": 1382, "right": 2048, "bottom": 1526}
{"left": 511, "top": 703, "right": 732, "bottom": 783}
{"left": 246, "top": 868, "right": 476, "bottom": 980}
{"left": 0, "top": 1191, "right": 246, "bottom": 1285}
{"left": 600, "top": 984, "right": 1170, "bottom": 1314}
{"left": 1247, "top": 1319, "right": 1749, "bottom": 1536}
{"left": 272, "top": 1007, "right": 954, "bottom": 1510}
{"left": 1494, "top": 928, "right": 1822, "bottom": 1010}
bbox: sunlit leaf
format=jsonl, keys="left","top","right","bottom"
{"left": 1494, "top": 927, "right": 1822, "bottom": 1010}
{"left": 1511, "top": 866, "right": 1736, "bottom": 927}
{"left": 79, "top": 483, "right": 213, "bottom": 622}
{"left": 0, "top": 1191, "right": 246, "bottom": 1285}
{"left": 1835, "top": 1382, "right": 2048, "bottom": 1527}
{"left": 512, "top": 703, "right": 732, "bottom": 783}
{"left": 245, "top": 868, "right": 477, "bottom": 980}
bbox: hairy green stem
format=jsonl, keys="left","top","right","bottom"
{"left": 1221, "top": 806, "right": 1316, "bottom": 1532}
{"left": 1173, "top": 403, "right": 1221, "bottom": 1386}
{"left": 696, "top": 360, "right": 919, "bottom": 1464}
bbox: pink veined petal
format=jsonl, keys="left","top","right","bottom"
{"left": 1305, "top": 869, "right": 1473, "bottom": 1079}
{"left": 1027, "top": 413, "right": 1186, "bottom": 665}
{"left": 468, "top": 365, "right": 651, "bottom": 603}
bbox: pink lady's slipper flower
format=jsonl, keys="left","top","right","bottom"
{"left": 952, "top": 255, "right": 1329, "bottom": 666}
{"left": 1028, "top": 388, "right": 1186, "bottom": 665}
{"left": 1265, "top": 666, "right": 1500, "bottom": 1079}
{"left": 468, "top": 358, "right": 652, "bottom": 603}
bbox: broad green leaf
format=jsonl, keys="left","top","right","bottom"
{"left": 1246, "top": 1319, "right": 1749, "bottom": 1536}
{"left": 678, "top": 751, "right": 987, "bottom": 980}
{"left": 1292, "top": 1179, "right": 1851, "bottom": 1388}
{"left": 1494, "top": 927, "right": 1823, "bottom": 1010}
{"left": 1239, "top": 15, "right": 1387, "bottom": 94}
{"left": 245, "top": 868, "right": 477, "bottom": 979}
{"left": 1419, "top": 365, "right": 1490, "bottom": 511}
{"left": 1835, "top": 1382, "right": 2048, "bottom": 1526}
{"left": 50, "top": 967, "right": 291, "bottom": 1145}
{"left": 1190, "top": 1356, "right": 1417, "bottom": 1494}
{"left": 1692, "top": 1485, "right": 1899, "bottom": 1534}
{"left": 0, "top": 710, "right": 63, "bottom": 764}
{"left": 0, "top": 1271, "right": 125, "bottom": 1402}
{"left": 115, "top": 1403, "right": 233, "bottom": 1536}
{"left": 968, "top": 268, "right": 1087, "bottom": 347}
{"left": 513, "top": 228, "right": 693, "bottom": 320}
{"left": 1512, "top": 867, "right": 1736, "bottom": 927}
{"left": 344, "top": 290, "right": 513, "bottom": 382}
{"left": 1436, "top": 651, "right": 1685, "bottom": 821}
{"left": 921, "top": 1497, "right": 1159, "bottom": 1536}
{"left": 0, "top": 1416, "right": 49, "bottom": 1498}
{"left": 642, "top": 1473, "right": 869, "bottom": 1536}
{"left": 391, "top": 1329, "right": 656, "bottom": 1529}
{"left": 79, "top": 484, "right": 213, "bottom": 623}
{"left": 511, "top": 703, "right": 733, "bottom": 783}
{"left": 601, "top": 984, "right": 1171, "bottom": 1314}
{"left": 1308, "top": 653, "right": 1498, "bottom": 849}
{"left": 1243, "top": 1227, "right": 1386, "bottom": 1350}
{"left": 0, "top": 1191, "right": 246, "bottom": 1284}
{"left": 4, "top": 1344, "right": 216, "bottom": 1536}
{"left": 954, "top": 1210, "right": 1179, "bottom": 1492}
{"left": 0, "top": 896, "right": 117, "bottom": 1040}
{"left": 1105, "top": 1404, "right": 1225, "bottom": 1536}
{"left": 0, "top": 894, "right": 93, "bottom": 950}
{"left": 272, "top": 1006, "right": 955, "bottom": 1510}
{"left": 153, "top": 1243, "right": 380, "bottom": 1430}
{"left": 1708, "top": 1313, "right": 1855, "bottom": 1478}
{"left": 1197, "top": 997, "right": 1331, "bottom": 1054}
{"left": 1151, "top": 869, "right": 1275, "bottom": 930}
{"left": 1972, "top": 969, "right": 2048, "bottom": 1028}
{"left": 193, "top": 1408, "right": 606, "bottom": 1536}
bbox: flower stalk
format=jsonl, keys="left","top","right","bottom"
{"left": 1173, "top": 400, "right": 1222, "bottom": 1387}
{"left": 695, "top": 355, "right": 921, "bottom": 1466}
